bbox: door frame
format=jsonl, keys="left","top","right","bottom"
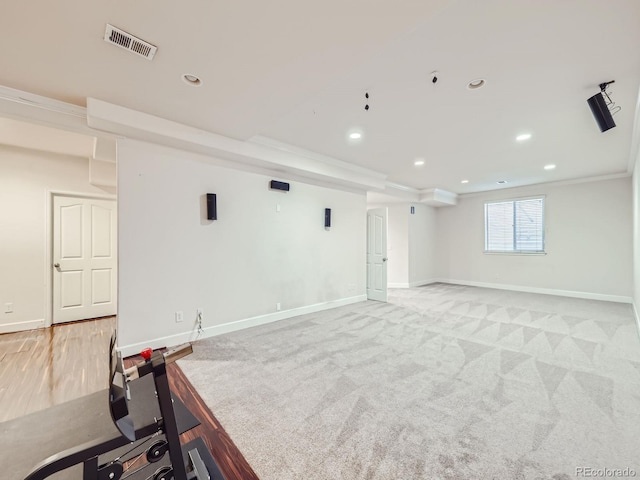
{"left": 45, "top": 190, "right": 117, "bottom": 327}
{"left": 366, "top": 207, "right": 388, "bottom": 302}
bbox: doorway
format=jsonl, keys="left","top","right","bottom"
{"left": 366, "top": 207, "right": 388, "bottom": 302}
{"left": 52, "top": 194, "right": 117, "bottom": 323}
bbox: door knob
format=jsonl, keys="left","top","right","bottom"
{"left": 54, "top": 263, "right": 60, "bottom": 268}
{"left": 382, "top": 257, "right": 388, "bottom": 262}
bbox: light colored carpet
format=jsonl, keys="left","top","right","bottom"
{"left": 178, "top": 283, "right": 640, "bottom": 479}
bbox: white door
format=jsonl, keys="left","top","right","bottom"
{"left": 53, "top": 195, "right": 117, "bottom": 323}
{"left": 367, "top": 207, "right": 388, "bottom": 302}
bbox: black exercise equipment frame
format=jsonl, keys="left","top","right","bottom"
{"left": 24, "top": 341, "right": 214, "bottom": 480}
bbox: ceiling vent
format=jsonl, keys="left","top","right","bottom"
{"left": 104, "top": 24, "right": 157, "bottom": 60}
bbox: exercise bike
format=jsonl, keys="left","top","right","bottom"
{"left": 24, "top": 335, "right": 223, "bottom": 480}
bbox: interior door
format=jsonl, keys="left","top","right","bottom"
{"left": 53, "top": 195, "right": 117, "bottom": 323}
{"left": 367, "top": 207, "right": 388, "bottom": 302}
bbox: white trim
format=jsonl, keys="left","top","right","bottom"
{"left": 249, "top": 136, "right": 387, "bottom": 181}
{"left": 483, "top": 252, "right": 547, "bottom": 256}
{"left": 633, "top": 302, "right": 640, "bottom": 337}
{"left": 372, "top": 173, "right": 631, "bottom": 204}
{"left": 49, "top": 190, "right": 117, "bottom": 201}
{"left": 385, "top": 181, "right": 419, "bottom": 194}
{"left": 627, "top": 84, "right": 640, "bottom": 174}
{"left": 118, "top": 295, "right": 367, "bottom": 357}
{"left": 0, "top": 85, "right": 117, "bottom": 139}
{"left": 46, "top": 190, "right": 118, "bottom": 327}
{"left": 409, "top": 279, "right": 438, "bottom": 288}
{"left": 461, "top": 173, "right": 631, "bottom": 200}
{"left": 0, "top": 318, "right": 45, "bottom": 334}
{"left": 388, "top": 279, "right": 438, "bottom": 289}
{"left": 484, "top": 193, "right": 547, "bottom": 203}
{"left": 439, "top": 278, "right": 633, "bottom": 304}
{"left": 419, "top": 188, "right": 458, "bottom": 206}
{"left": 0, "top": 85, "right": 86, "bottom": 118}
{"left": 87, "top": 99, "right": 387, "bottom": 191}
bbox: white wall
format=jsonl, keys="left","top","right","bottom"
{"left": 436, "top": 177, "right": 633, "bottom": 301}
{"left": 633, "top": 154, "right": 640, "bottom": 320}
{"left": 0, "top": 145, "right": 109, "bottom": 332}
{"left": 117, "top": 139, "right": 367, "bottom": 353}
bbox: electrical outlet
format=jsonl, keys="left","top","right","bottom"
{"left": 175, "top": 311, "right": 184, "bottom": 323}
{"left": 4, "top": 303, "right": 13, "bottom": 313}
{"left": 276, "top": 303, "right": 281, "bottom": 312}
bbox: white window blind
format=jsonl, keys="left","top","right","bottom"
{"left": 485, "top": 197, "right": 544, "bottom": 253}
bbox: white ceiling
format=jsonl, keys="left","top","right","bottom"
{"left": 0, "top": 0, "right": 638, "bottom": 195}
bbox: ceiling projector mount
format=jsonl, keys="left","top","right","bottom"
{"left": 587, "top": 80, "right": 620, "bottom": 133}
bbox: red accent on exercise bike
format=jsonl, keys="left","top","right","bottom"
{"left": 140, "top": 348, "right": 153, "bottom": 360}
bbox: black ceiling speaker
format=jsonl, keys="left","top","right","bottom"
{"left": 587, "top": 81, "right": 616, "bottom": 133}
{"left": 587, "top": 93, "right": 616, "bottom": 132}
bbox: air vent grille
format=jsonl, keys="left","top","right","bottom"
{"left": 104, "top": 24, "right": 157, "bottom": 60}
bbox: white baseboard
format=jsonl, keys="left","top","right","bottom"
{"left": 0, "top": 318, "right": 45, "bottom": 334}
{"left": 118, "top": 295, "right": 367, "bottom": 357}
{"left": 440, "top": 278, "right": 633, "bottom": 304}
{"left": 117, "top": 281, "right": 633, "bottom": 357}
{"left": 409, "top": 279, "right": 438, "bottom": 288}
{"left": 389, "top": 279, "right": 438, "bottom": 289}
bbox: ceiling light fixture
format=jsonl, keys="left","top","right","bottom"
{"left": 461, "top": 180, "right": 469, "bottom": 184}
{"left": 516, "top": 133, "right": 532, "bottom": 141}
{"left": 467, "top": 79, "right": 485, "bottom": 90}
{"left": 349, "top": 132, "right": 362, "bottom": 140}
{"left": 497, "top": 180, "right": 508, "bottom": 184}
{"left": 182, "top": 74, "right": 202, "bottom": 86}
{"left": 414, "top": 158, "right": 425, "bottom": 166}
{"left": 544, "top": 164, "right": 556, "bottom": 170}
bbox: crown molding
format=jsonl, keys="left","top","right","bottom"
{"left": 87, "top": 98, "right": 387, "bottom": 191}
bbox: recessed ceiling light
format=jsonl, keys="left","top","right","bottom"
{"left": 349, "top": 132, "right": 362, "bottom": 140}
{"left": 461, "top": 179, "right": 469, "bottom": 184}
{"left": 414, "top": 158, "right": 425, "bottom": 166}
{"left": 182, "top": 73, "right": 202, "bottom": 86}
{"left": 544, "top": 164, "right": 556, "bottom": 170}
{"left": 497, "top": 180, "right": 508, "bottom": 184}
{"left": 467, "top": 79, "right": 486, "bottom": 90}
{"left": 516, "top": 133, "right": 532, "bottom": 141}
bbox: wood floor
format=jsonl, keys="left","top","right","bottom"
{"left": 0, "top": 316, "right": 116, "bottom": 422}
{"left": 0, "top": 318, "right": 259, "bottom": 480}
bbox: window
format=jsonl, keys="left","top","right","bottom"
{"left": 484, "top": 197, "right": 545, "bottom": 253}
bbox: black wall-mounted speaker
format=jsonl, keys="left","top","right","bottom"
{"left": 270, "top": 180, "right": 290, "bottom": 191}
{"left": 206, "top": 193, "right": 217, "bottom": 220}
{"left": 324, "top": 208, "right": 331, "bottom": 228}
{"left": 587, "top": 92, "right": 616, "bottom": 133}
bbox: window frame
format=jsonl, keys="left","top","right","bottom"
{"left": 484, "top": 195, "right": 546, "bottom": 255}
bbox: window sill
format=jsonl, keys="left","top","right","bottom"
{"left": 484, "top": 251, "right": 547, "bottom": 256}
